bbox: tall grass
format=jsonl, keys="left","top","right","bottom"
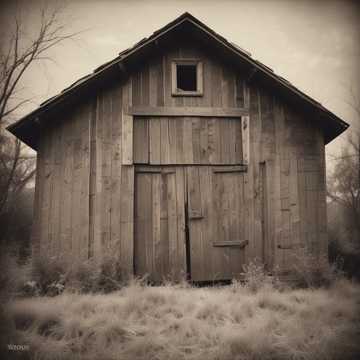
{"left": 3, "top": 278, "right": 360, "bottom": 360}
{"left": 2, "top": 249, "right": 359, "bottom": 359}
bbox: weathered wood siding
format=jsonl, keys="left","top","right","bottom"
{"left": 32, "top": 40, "right": 328, "bottom": 279}
{"left": 187, "top": 166, "right": 246, "bottom": 281}
{"left": 134, "top": 166, "right": 186, "bottom": 282}
{"left": 33, "top": 101, "right": 92, "bottom": 262}
{"left": 131, "top": 44, "right": 245, "bottom": 109}
{"left": 33, "top": 81, "right": 135, "bottom": 274}
{"left": 89, "top": 81, "right": 134, "bottom": 276}
{"left": 248, "top": 86, "right": 327, "bottom": 272}
{"left": 134, "top": 116, "right": 243, "bottom": 165}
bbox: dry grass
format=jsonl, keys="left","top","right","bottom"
{"left": 2, "top": 278, "right": 360, "bottom": 360}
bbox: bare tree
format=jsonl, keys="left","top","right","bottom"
{"left": 327, "top": 87, "right": 360, "bottom": 257}
{"left": 0, "top": 3, "right": 79, "bottom": 246}
{"left": 0, "top": 3, "right": 79, "bottom": 124}
{"left": 328, "top": 140, "right": 360, "bottom": 237}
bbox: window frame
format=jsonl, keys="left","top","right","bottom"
{"left": 171, "top": 59, "right": 203, "bottom": 96}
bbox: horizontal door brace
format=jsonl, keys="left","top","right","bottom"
{"left": 213, "top": 240, "right": 249, "bottom": 248}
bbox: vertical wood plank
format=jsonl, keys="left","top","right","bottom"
{"left": 157, "top": 54, "right": 165, "bottom": 107}
{"left": 149, "top": 117, "right": 161, "bottom": 164}
{"left": 234, "top": 119, "right": 243, "bottom": 163}
{"left": 160, "top": 172, "right": 170, "bottom": 279}
{"left": 192, "top": 118, "right": 201, "bottom": 164}
{"left": 93, "top": 92, "right": 103, "bottom": 260}
{"left": 120, "top": 165, "right": 134, "bottom": 275}
{"left": 200, "top": 166, "right": 217, "bottom": 279}
{"left": 39, "top": 129, "right": 49, "bottom": 257}
{"left": 160, "top": 117, "right": 170, "bottom": 164}
{"left": 79, "top": 103, "right": 91, "bottom": 260}
{"left": 141, "top": 64, "right": 150, "bottom": 106}
{"left": 31, "top": 145, "right": 43, "bottom": 260}
{"left": 167, "top": 171, "right": 178, "bottom": 279}
{"left": 176, "top": 118, "right": 184, "bottom": 163}
{"left": 45, "top": 127, "right": 55, "bottom": 256}
{"left": 199, "top": 118, "right": 209, "bottom": 164}
{"left": 229, "top": 172, "right": 243, "bottom": 276}
{"left": 36, "top": 136, "right": 47, "bottom": 258}
{"left": 110, "top": 84, "right": 123, "bottom": 256}
{"left": 273, "top": 100, "right": 284, "bottom": 270}
{"left": 88, "top": 97, "right": 97, "bottom": 258}
{"left": 220, "top": 119, "right": 231, "bottom": 164}
{"left": 208, "top": 118, "right": 220, "bottom": 164}
{"left": 100, "top": 90, "right": 112, "bottom": 253}
{"left": 175, "top": 167, "right": 186, "bottom": 278}
{"left": 168, "top": 118, "right": 177, "bottom": 164}
{"left": 60, "top": 114, "right": 75, "bottom": 259}
{"left": 152, "top": 172, "right": 161, "bottom": 281}
{"left": 236, "top": 75, "right": 245, "bottom": 108}
{"left": 133, "top": 117, "right": 149, "bottom": 163}
{"left": 49, "top": 123, "right": 61, "bottom": 257}
{"left": 187, "top": 166, "right": 203, "bottom": 281}
{"left": 183, "top": 117, "right": 194, "bottom": 163}
{"left": 241, "top": 115, "right": 250, "bottom": 164}
{"left": 132, "top": 71, "right": 141, "bottom": 107}
{"left": 211, "top": 60, "right": 222, "bottom": 107}
{"left": 202, "top": 57, "right": 212, "bottom": 107}
{"left": 122, "top": 111, "right": 133, "bottom": 165}
{"left": 134, "top": 172, "right": 151, "bottom": 276}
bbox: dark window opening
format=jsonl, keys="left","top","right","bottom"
{"left": 177, "top": 64, "right": 197, "bottom": 91}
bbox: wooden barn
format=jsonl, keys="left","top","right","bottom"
{"left": 8, "top": 13, "right": 348, "bottom": 282}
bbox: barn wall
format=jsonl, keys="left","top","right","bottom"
{"left": 247, "top": 83, "right": 327, "bottom": 272}
{"left": 32, "top": 80, "right": 135, "bottom": 274}
{"left": 32, "top": 40, "right": 328, "bottom": 277}
{"left": 32, "top": 100, "right": 92, "bottom": 262}
{"left": 89, "top": 80, "right": 134, "bottom": 274}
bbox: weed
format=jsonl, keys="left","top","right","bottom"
{"left": 241, "top": 258, "right": 281, "bottom": 292}
{"left": 289, "top": 249, "right": 344, "bottom": 288}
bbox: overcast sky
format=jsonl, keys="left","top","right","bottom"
{"left": 2, "top": 0, "right": 360, "bottom": 162}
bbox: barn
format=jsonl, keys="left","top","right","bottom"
{"left": 8, "top": 13, "right": 348, "bottom": 282}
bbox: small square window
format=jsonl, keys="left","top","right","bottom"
{"left": 172, "top": 60, "right": 203, "bottom": 96}
{"left": 177, "top": 64, "right": 197, "bottom": 91}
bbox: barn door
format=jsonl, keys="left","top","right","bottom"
{"left": 187, "top": 166, "right": 247, "bottom": 281}
{"left": 134, "top": 166, "right": 186, "bottom": 282}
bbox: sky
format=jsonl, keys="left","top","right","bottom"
{"left": 1, "top": 0, "right": 360, "bottom": 165}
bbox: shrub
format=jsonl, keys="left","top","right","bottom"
{"left": 65, "top": 257, "right": 100, "bottom": 293}
{"left": 0, "top": 248, "right": 32, "bottom": 298}
{"left": 96, "top": 253, "right": 126, "bottom": 293}
{"left": 66, "top": 254, "right": 127, "bottom": 293}
{"left": 0, "top": 244, "right": 130, "bottom": 298}
{"left": 241, "top": 258, "right": 280, "bottom": 292}
{"left": 30, "top": 253, "right": 127, "bottom": 295}
{"left": 289, "top": 248, "right": 344, "bottom": 288}
{"left": 21, "top": 280, "right": 41, "bottom": 297}
{"left": 31, "top": 256, "right": 67, "bottom": 296}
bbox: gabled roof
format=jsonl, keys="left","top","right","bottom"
{"left": 7, "top": 12, "right": 349, "bottom": 149}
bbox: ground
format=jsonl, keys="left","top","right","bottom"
{"left": 2, "top": 279, "right": 360, "bottom": 360}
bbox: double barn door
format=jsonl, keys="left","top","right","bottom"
{"left": 134, "top": 165, "right": 247, "bottom": 282}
